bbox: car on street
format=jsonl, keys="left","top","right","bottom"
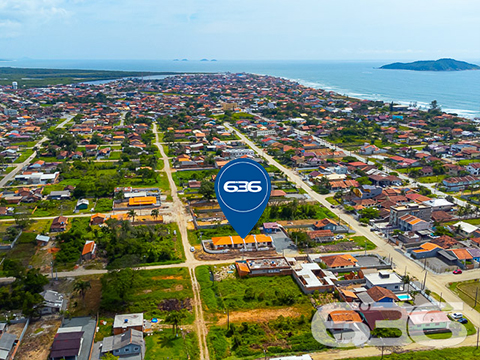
{"left": 190, "top": 247, "right": 195, "bottom": 252}
{"left": 453, "top": 269, "right": 463, "bottom": 274}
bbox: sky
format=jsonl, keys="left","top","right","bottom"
{"left": 1, "top": 0, "right": 479, "bottom": 61}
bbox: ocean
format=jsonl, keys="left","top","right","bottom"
{"left": 3, "top": 59, "right": 480, "bottom": 118}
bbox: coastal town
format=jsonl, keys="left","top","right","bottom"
{"left": 0, "top": 73, "right": 479, "bottom": 360}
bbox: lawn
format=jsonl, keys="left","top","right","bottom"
{"left": 94, "top": 198, "right": 113, "bottom": 212}
{"left": 145, "top": 330, "right": 200, "bottom": 360}
{"left": 416, "top": 175, "right": 446, "bottom": 184}
{"left": 14, "top": 149, "right": 34, "bottom": 163}
{"left": 351, "top": 236, "right": 376, "bottom": 251}
{"left": 449, "top": 280, "right": 480, "bottom": 313}
{"left": 325, "top": 197, "right": 339, "bottom": 205}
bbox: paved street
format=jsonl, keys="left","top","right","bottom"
{"left": 0, "top": 115, "right": 74, "bottom": 188}
{"left": 225, "top": 123, "right": 480, "bottom": 330}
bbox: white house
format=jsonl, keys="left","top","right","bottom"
{"left": 422, "top": 198, "right": 454, "bottom": 212}
{"left": 364, "top": 271, "right": 403, "bottom": 292}
{"left": 466, "top": 163, "right": 480, "bottom": 176}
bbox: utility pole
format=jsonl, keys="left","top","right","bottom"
{"left": 422, "top": 270, "right": 428, "bottom": 291}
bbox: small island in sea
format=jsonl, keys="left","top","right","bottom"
{"left": 380, "top": 58, "right": 480, "bottom": 71}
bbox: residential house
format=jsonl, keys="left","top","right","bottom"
{"left": 313, "top": 218, "right": 339, "bottom": 231}
{"left": 47, "top": 190, "right": 71, "bottom": 200}
{"left": 95, "top": 329, "right": 145, "bottom": 360}
{"left": 450, "top": 221, "right": 478, "bottom": 237}
{"left": 90, "top": 213, "right": 106, "bottom": 226}
{"left": 365, "top": 286, "right": 399, "bottom": 303}
{"left": 0, "top": 333, "right": 17, "bottom": 360}
{"left": 210, "top": 234, "right": 273, "bottom": 251}
{"left": 306, "top": 230, "right": 334, "bottom": 243}
{"left": 398, "top": 214, "right": 430, "bottom": 232}
{"left": 422, "top": 198, "right": 454, "bottom": 212}
{"left": 76, "top": 199, "right": 89, "bottom": 210}
{"left": 50, "top": 331, "right": 83, "bottom": 360}
{"left": 408, "top": 310, "right": 450, "bottom": 333}
{"left": 113, "top": 314, "right": 144, "bottom": 335}
{"left": 81, "top": 240, "right": 96, "bottom": 261}
{"left": 389, "top": 204, "right": 432, "bottom": 227}
{"left": 292, "top": 262, "right": 336, "bottom": 294}
{"left": 36, "top": 234, "right": 50, "bottom": 246}
{"left": 50, "top": 216, "right": 68, "bottom": 232}
{"left": 39, "top": 290, "right": 65, "bottom": 315}
{"left": 364, "top": 270, "right": 403, "bottom": 292}
{"left": 466, "top": 163, "right": 480, "bottom": 176}
{"left": 320, "top": 254, "right": 358, "bottom": 269}
{"left": 408, "top": 242, "right": 442, "bottom": 259}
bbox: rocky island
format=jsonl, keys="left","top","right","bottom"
{"left": 380, "top": 58, "right": 480, "bottom": 71}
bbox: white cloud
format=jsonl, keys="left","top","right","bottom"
{"left": 0, "top": 0, "right": 71, "bottom": 37}
{"left": 0, "top": 19, "right": 21, "bottom": 38}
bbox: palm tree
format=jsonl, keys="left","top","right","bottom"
{"left": 151, "top": 209, "right": 159, "bottom": 221}
{"left": 73, "top": 280, "right": 91, "bottom": 308}
{"left": 127, "top": 209, "right": 137, "bottom": 223}
{"left": 165, "top": 310, "right": 187, "bottom": 335}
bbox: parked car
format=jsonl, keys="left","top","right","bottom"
{"left": 190, "top": 247, "right": 195, "bottom": 252}
{"left": 451, "top": 312, "right": 463, "bottom": 319}
{"left": 458, "top": 318, "right": 468, "bottom": 324}
{"left": 453, "top": 269, "right": 463, "bottom": 274}
{"left": 330, "top": 205, "right": 335, "bottom": 209}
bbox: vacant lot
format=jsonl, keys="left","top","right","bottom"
{"left": 145, "top": 330, "right": 200, "bottom": 360}
{"left": 101, "top": 267, "right": 195, "bottom": 323}
{"left": 196, "top": 265, "right": 311, "bottom": 316}
{"left": 15, "top": 317, "right": 61, "bottom": 360}
{"left": 449, "top": 280, "right": 480, "bottom": 313}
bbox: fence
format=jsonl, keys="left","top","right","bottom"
{"left": 0, "top": 230, "right": 23, "bottom": 250}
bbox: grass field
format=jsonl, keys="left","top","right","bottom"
{"left": 145, "top": 330, "right": 200, "bottom": 360}
{"left": 94, "top": 198, "right": 113, "bottom": 212}
{"left": 196, "top": 265, "right": 310, "bottom": 315}
{"left": 325, "top": 197, "right": 340, "bottom": 205}
{"left": 122, "top": 268, "right": 195, "bottom": 322}
{"left": 449, "top": 280, "right": 480, "bottom": 313}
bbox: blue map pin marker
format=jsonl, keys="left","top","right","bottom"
{"left": 215, "top": 158, "right": 271, "bottom": 239}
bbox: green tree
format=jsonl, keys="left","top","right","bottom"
{"left": 73, "top": 280, "right": 91, "bottom": 308}
{"left": 199, "top": 180, "right": 215, "bottom": 200}
{"left": 127, "top": 209, "right": 137, "bottom": 223}
{"left": 165, "top": 310, "right": 187, "bottom": 335}
{"left": 359, "top": 207, "right": 380, "bottom": 220}
{"left": 151, "top": 209, "right": 159, "bottom": 221}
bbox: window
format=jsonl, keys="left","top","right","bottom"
{"left": 134, "top": 347, "right": 139, "bottom": 351}
{"left": 125, "top": 348, "right": 130, "bottom": 352}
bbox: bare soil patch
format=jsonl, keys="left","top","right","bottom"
{"left": 15, "top": 317, "right": 61, "bottom": 360}
{"left": 215, "top": 306, "right": 302, "bottom": 326}
{"left": 158, "top": 298, "right": 192, "bottom": 312}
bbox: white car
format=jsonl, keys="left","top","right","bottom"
{"left": 190, "top": 247, "right": 195, "bottom": 252}
{"left": 451, "top": 312, "right": 463, "bottom": 319}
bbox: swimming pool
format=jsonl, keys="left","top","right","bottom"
{"left": 396, "top": 294, "right": 412, "bottom": 301}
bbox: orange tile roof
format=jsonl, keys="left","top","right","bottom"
{"left": 212, "top": 235, "right": 272, "bottom": 246}
{"left": 82, "top": 241, "right": 95, "bottom": 256}
{"left": 451, "top": 248, "right": 473, "bottom": 260}
{"left": 329, "top": 310, "right": 362, "bottom": 323}
{"left": 128, "top": 196, "right": 157, "bottom": 206}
